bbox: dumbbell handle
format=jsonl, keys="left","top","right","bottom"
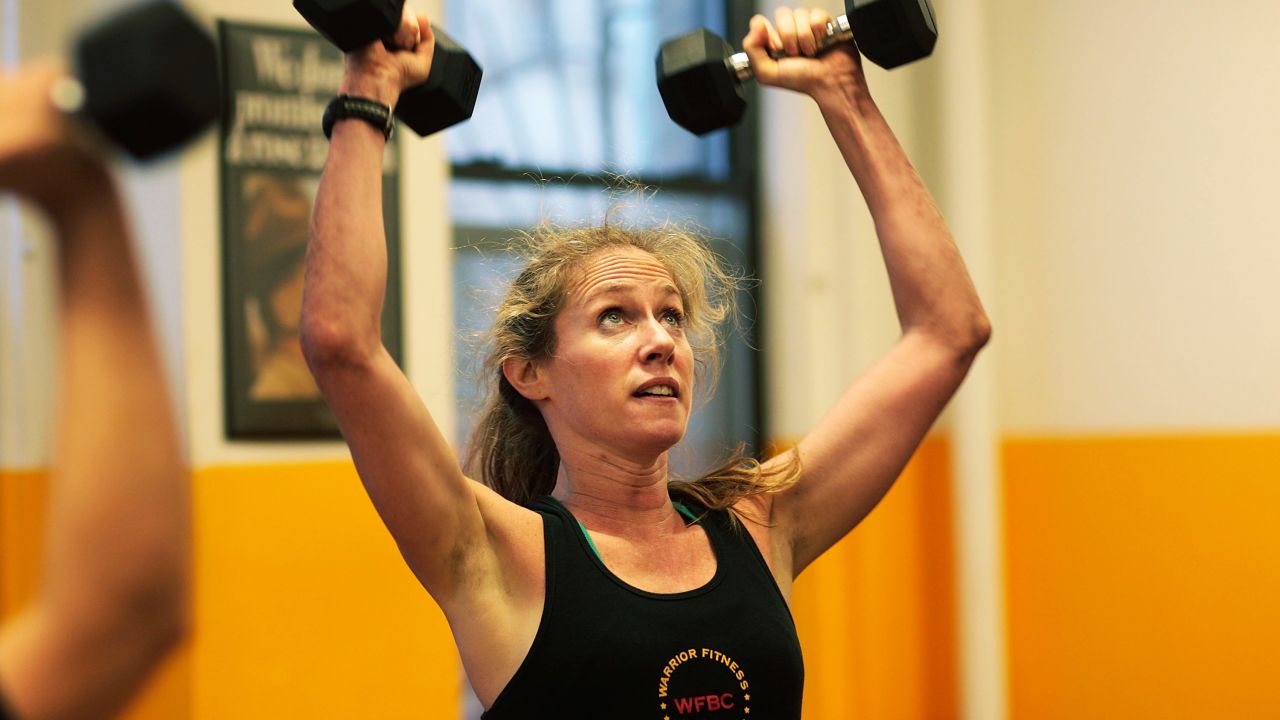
{"left": 48, "top": 78, "right": 88, "bottom": 114}
{"left": 728, "top": 15, "right": 853, "bottom": 80}
{"left": 43, "top": 78, "right": 107, "bottom": 149}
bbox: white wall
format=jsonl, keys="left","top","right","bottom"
{"left": 761, "top": 0, "right": 1280, "bottom": 437}
{"left": 1, "top": 0, "right": 75, "bottom": 469}
{"left": 991, "top": 0, "right": 1280, "bottom": 433}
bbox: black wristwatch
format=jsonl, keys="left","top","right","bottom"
{"left": 322, "top": 95, "right": 395, "bottom": 140}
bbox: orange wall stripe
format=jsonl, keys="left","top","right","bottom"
{"left": 3, "top": 462, "right": 461, "bottom": 719}
{"left": 122, "top": 648, "right": 192, "bottom": 720}
{"left": 1004, "top": 433, "right": 1280, "bottom": 720}
{"left": 0, "top": 469, "right": 190, "bottom": 719}
{"left": 790, "top": 435, "right": 957, "bottom": 720}
{"left": 193, "top": 462, "right": 459, "bottom": 719}
{"left": 0, "top": 470, "right": 48, "bottom": 621}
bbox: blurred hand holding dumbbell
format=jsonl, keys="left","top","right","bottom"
{"left": 0, "top": 64, "right": 98, "bottom": 210}
{"left": 0, "top": 1, "right": 220, "bottom": 210}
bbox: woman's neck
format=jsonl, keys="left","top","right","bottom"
{"left": 550, "top": 448, "right": 683, "bottom": 538}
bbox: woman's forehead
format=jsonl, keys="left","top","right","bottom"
{"left": 565, "top": 247, "right": 678, "bottom": 301}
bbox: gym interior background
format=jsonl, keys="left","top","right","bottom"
{"left": 2, "top": 0, "right": 1277, "bottom": 718}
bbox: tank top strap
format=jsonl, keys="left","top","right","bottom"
{"left": 674, "top": 497, "right": 793, "bottom": 611}
{"left": 528, "top": 495, "right": 569, "bottom": 522}
{"left": 527, "top": 495, "right": 574, "bottom": 566}
{"left": 527, "top": 495, "right": 599, "bottom": 583}
{"left": 674, "top": 499, "right": 755, "bottom": 559}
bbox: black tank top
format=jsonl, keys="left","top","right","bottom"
{"left": 481, "top": 496, "right": 804, "bottom": 719}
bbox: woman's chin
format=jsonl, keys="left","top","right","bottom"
{"left": 595, "top": 416, "right": 686, "bottom": 458}
{"left": 635, "top": 423, "right": 688, "bottom": 454}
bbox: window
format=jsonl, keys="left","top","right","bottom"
{"left": 446, "top": 0, "right": 762, "bottom": 483}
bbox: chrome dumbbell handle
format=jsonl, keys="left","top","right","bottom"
{"left": 727, "top": 15, "right": 854, "bottom": 81}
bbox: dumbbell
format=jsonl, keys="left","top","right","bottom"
{"left": 293, "top": 0, "right": 482, "bottom": 137}
{"left": 57, "top": 0, "right": 221, "bottom": 159}
{"left": 657, "top": 0, "right": 937, "bottom": 136}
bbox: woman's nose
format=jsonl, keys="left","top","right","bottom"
{"left": 639, "top": 316, "right": 677, "bottom": 363}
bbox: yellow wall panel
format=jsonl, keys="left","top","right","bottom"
{"left": 193, "top": 462, "right": 459, "bottom": 719}
{"left": 0, "top": 470, "right": 48, "bottom": 620}
{"left": 121, "top": 647, "right": 192, "bottom": 720}
{"left": 792, "top": 436, "right": 957, "bottom": 720}
{"left": 1004, "top": 434, "right": 1280, "bottom": 719}
{"left": 0, "top": 469, "right": 190, "bottom": 718}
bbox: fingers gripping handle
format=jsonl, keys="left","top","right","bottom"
{"left": 394, "top": 25, "right": 482, "bottom": 136}
{"left": 729, "top": 15, "right": 853, "bottom": 80}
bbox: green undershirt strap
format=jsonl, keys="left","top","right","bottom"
{"left": 576, "top": 519, "right": 602, "bottom": 559}
{"left": 673, "top": 501, "right": 699, "bottom": 523}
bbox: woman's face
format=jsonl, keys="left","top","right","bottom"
{"left": 536, "top": 246, "right": 695, "bottom": 459}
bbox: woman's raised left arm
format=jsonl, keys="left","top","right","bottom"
{"left": 744, "top": 8, "right": 991, "bottom": 576}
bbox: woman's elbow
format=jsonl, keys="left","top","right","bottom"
{"left": 969, "top": 312, "right": 993, "bottom": 356}
{"left": 127, "top": 549, "right": 190, "bottom": 656}
{"left": 299, "top": 310, "right": 378, "bottom": 371}
{"left": 104, "top": 589, "right": 188, "bottom": 687}
{"left": 919, "top": 311, "right": 991, "bottom": 365}
{"left": 69, "top": 566, "right": 189, "bottom": 670}
{"left": 138, "top": 593, "right": 188, "bottom": 661}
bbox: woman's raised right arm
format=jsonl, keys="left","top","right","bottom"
{"left": 0, "top": 64, "right": 187, "bottom": 720}
{"left": 300, "top": 11, "right": 497, "bottom": 600}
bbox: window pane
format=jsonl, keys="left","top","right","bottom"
{"left": 449, "top": 177, "right": 749, "bottom": 234}
{"left": 444, "top": 0, "right": 733, "bottom": 179}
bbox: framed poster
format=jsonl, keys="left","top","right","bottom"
{"left": 219, "top": 20, "right": 403, "bottom": 439}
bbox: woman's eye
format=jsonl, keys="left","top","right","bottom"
{"left": 663, "top": 309, "right": 685, "bottom": 327}
{"left": 599, "top": 309, "right": 624, "bottom": 325}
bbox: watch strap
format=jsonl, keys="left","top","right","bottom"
{"left": 322, "top": 94, "right": 395, "bottom": 140}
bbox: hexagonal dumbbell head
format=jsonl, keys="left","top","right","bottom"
{"left": 394, "top": 26, "right": 482, "bottom": 136}
{"left": 657, "top": 1, "right": 938, "bottom": 136}
{"left": 656, "top": 28, "right": 747, "bottom": 137}
{"left": 74, "top": 1, "right": 221, "bottom": 160}
{"left": 293, "top": 0, "right": 403, "bottom": 52}
{"left": 293, "top": 0, "right": 482, "bottom": 137}
{"left": 847, "top": 0, "right": 937, "bottom": 69}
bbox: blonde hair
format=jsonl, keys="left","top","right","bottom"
{"left": 464, "top": 217, "right": 800, "bottom": 513}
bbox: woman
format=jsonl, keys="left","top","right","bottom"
{"left": 302, "top": 6, "right": 989, "bottom": 718}
{"left": 0, "top": 64, "right": 189, "bottom": 719}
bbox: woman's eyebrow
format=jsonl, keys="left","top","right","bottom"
{"left": 582, "top": 281, "right": 680, "bottom": 303}
{"left": 582, "top": 283, "right": 629, "bottom": 302}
